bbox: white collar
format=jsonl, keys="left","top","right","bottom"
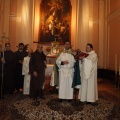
{"left": 88, "top": 50, "right": 95, "bottom": 54}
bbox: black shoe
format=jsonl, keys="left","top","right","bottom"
{"left": 91, "top": 102, "right": 98, "bottom": 106}
{"left": 59, "top": 99, "right": 63, "bottom": 102}
{"left": 67, "top": 100, "right": 71, "bottom": 102}
{"left": 86, "top": 102, "right": 98, "bottom": 106}
{"left": 86, "top": 102, "right": 92, "bottom": 104}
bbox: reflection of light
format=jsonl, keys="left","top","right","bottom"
{"left": 89, "top": 20, "right": 93, "bottom": 28}
{"left": 71, "top": 8, "right": 76, "bottom": 29}
{"left": 34, "top": 2, "right": 40, "bottom": 39}
{"left": 35, "top": 13, "right": 39, "bottom": 30}
{"left": 16, "top": 17, "right": 21, "bottom": 23}
{"left": 22, "top": 1, "right": 29, "bottom": 26}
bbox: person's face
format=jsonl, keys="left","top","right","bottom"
{"left": 37, "top": 44, "right": 43, "bottom": 53}
{"left": 65, "top": 42, "right": 71, "bottom": 50}
{"left": 86, "top": 45, "right": 92, "bottom": 53}
{"left": 19, "top": 45, "right": 24, "bottom": 50}
{"left": 5, "top": 44, "right": 10, "bottom": 51}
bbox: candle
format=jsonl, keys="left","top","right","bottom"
{"left": 115, "top": 54, "right": 117, "bottom": 74}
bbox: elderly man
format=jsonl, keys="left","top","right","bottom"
{"left": 78, "top": 43, "right": 98, "bottom": 105}
{"left": 29, "top": 44, "right": 46, "bottom": 106}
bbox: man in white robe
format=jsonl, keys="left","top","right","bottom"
{"left": 22, "top": 49, "right": 32, "bottom": 95}
{"left": 56, "top": 42, "right": 75, "bottom": 101}
{"left": 78, "top": 44, "right": 98, "bottom": 105}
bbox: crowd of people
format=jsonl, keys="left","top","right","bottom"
{"left": 0, "top": 42, "right": 98, "bottom": 106}
{"left": 0, "top": 43, "right": 28, "bottom": 98}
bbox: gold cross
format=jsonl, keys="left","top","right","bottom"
{"left": 1, "top": 33, "right": 9, "bottom": 52}
{"left": 1, "top": 32, "right": 9, "bottom": 41}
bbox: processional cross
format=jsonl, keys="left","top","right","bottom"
{"left": 1, "top": 32, "right": 9, "bottom": 56}
{"left": 0, "top": 33, "right": 9, "bottom": 99}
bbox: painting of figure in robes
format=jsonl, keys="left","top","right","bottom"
{"left": 39, "top": 0, "right": 71, "bottom": 44}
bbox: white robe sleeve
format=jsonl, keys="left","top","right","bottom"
{"left": 90, "top": 57, "right": 97, "bottom": 75}
{"left": 22, "top": 57, "right": 29, "bottom": 75}
{"left": 83, "top": 58, "right": 92, "bottom": 79}
{"left": 83, "top": 53, "right": 97, "bottom": 79}
{"left": 56, "top": 54, "right": 62, "bottom": 68}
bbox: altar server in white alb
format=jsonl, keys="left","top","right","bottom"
{"left": 56, "top": 42, "right": 75, "bottom": 102}
{"left": 78, "top": 44, "right": 98, "bottom": 105}
{"left": 22, "top": 49, "right": 33, "bottom": 95}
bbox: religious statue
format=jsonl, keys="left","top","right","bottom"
{"left": 51, "top": 39, "right": 60, "bottom": 55}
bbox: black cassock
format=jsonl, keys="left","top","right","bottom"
{"left": 0, "top": 52, "right": 3, "bottom": 97}
{"left": 29, "top": 50, "right": 46, "bottom": 99}
{"left": 2, "top": 50, "right": 16, "bottom": 94}
{"left": 15, "top": 50, "right": 28, "bottom": 90}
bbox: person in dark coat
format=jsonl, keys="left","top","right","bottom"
{"left": 0, "top": 44, "right": 3, "bottom": 99}
{"left": 15, "top": 43, "right": 28, "bottom": 92}
{"left": 29, "top": 43, "right": 46, "bottom": 106}
{"left": 1, "top": 43, "right": 16, "bottom": 95}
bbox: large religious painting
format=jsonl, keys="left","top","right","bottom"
{"left": 39, "top": 0, "right": 71, "bottom": 44}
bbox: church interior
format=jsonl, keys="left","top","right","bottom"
{"left": 0, "top": 0, "right": 120, "bottom": 119}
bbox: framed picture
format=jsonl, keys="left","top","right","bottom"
{"left": 39, "top": 0, "right": 71, "bottom": 44}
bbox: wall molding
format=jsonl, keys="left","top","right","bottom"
{"left": 106, "top": 9, "right": 120, "bottom": 20}
{"left": 9, "top": 15, "right": 16, "bottom": 17}
{"left": 106, "top": 18, "right": 120, "bottom": 70}
{"left": 106, "top": 0, "right": 120, "bottom": 21}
